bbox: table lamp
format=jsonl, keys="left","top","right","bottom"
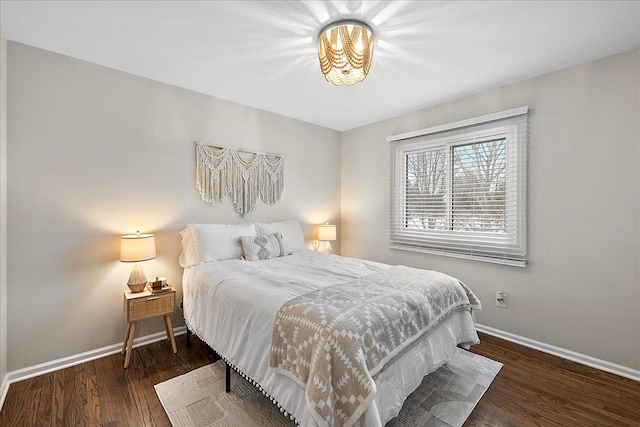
{"left": 120, "top": 231, "right": 156, "bottom": 293}
{"left": 316, "top": 223, "right": 336, "bottom": 253}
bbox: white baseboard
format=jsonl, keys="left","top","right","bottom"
{"left": 476, "top": 324, "right": 640, "bottom": 382}
{"left": 0, "top": 373, "right": 8, "bottom": 414}
{"left": 0, "top": 326, "right": 186, "bottom": 411}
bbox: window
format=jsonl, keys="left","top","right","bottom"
{"left": 389, "top": 107, "right": 528, "bottom": 266}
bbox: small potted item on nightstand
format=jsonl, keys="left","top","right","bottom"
{"left": 151, "top": 276, "right": 171, "bottom": 293}
{"left": 151, "top": 276, "right": 166, "bottom": 290}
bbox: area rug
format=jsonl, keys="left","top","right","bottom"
{"left": 155, "top": 348, "right": 502, "bottom": 427}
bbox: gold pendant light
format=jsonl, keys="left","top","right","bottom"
{"left": 318, "top": 20, "right": 374, "bottom": 86}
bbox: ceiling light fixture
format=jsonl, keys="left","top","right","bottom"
{"left": 318, "top": 20, "right": 374, "bottom": 86}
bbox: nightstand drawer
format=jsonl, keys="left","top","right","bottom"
{"left": 127, "top": 292, "right": 175, "bottom": 322}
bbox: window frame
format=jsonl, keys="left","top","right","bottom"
{"left": 388, "top": 107, "right": 528, "bottom": 266}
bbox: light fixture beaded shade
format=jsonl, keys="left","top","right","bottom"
{"left": 318, "top": 20, "right": 373, "bottom": 86}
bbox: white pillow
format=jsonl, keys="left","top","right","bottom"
{"left": 255, "top": 220, "right": 306, "bottom": 254}
{"left": 180, "top": 223, "right": 257, "bottom": 266}
{"left": 178, "top": 227, "right": 198, "bottom": 268}
{"left": 240, "top": 232, "right": 285, "bottom": 261}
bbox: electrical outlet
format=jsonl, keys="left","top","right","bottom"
{"left": 496, "top": 291, "right": 507, "bottom": 308}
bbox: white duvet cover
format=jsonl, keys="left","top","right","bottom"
{"left": 182, "top": 250, "right": 480, "bottom": 427}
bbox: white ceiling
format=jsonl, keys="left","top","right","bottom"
{"left": 1, "top": 1, "right": 639, "bottom": 131}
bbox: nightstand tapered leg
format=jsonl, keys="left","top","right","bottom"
{"left": 124, "top": 322, "right": 137, "bottom": 368}
{"left": 121, "top": 323, "right": 132, "bottom": 355}
{"left": 164, "top": 315, "right": 177, "bottom": 354}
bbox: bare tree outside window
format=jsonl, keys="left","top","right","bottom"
{"left": 404, "top": 139, "right": 507, "bottom": 234}
{"left": 453, "top": 139, "right": 506, "bottom": 233}
{"left": 405, "top": 150, "right": 446, "bottom": 230}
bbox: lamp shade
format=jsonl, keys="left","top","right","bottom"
{"left": 120, "top": 233, "right": 156, "bottom": 262}
{"left": 317, "top": 224, "right": 337, "bottom": 241}
{"left": 318, "top": 20, "right": 374, "bottom": 86}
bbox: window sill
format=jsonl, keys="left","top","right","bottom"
{"left": 389, "top": 244, "right": 526, "bottom": 267}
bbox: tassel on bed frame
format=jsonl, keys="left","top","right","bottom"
{"left": 185, "top": 328, "right": 299, "bottom": 424}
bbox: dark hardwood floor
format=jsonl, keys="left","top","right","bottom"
{"left": 466, "top": 334, "right": 640, "bottom": 426}
{"left": 1, "top": 332, "right": 639, "bottom": 426}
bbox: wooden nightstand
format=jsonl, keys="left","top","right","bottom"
{"left": 121, "top": 286, "right": 177, "bottom": 368}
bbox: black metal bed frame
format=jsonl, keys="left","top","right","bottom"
{"left": 185, "top": 327, "right": 231, "bottom": 392}
{"left": 185, "top": 327, "right": 299, "bottom": 424}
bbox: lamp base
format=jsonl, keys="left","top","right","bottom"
{"left": 127, "top": 263, "right": 148, "bottom": 293}
{"left": 128, "top": 283, "right": 147, "bottom": 293}
{"left": 314, "top": 240, "right": 332, "bottom": 254}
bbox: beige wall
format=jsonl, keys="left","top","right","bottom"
{"left": 6, "top": 42, "right": 341, "bottom": 371}
{"left": 341, "top": 49, "right": 640, "bottom": 370}
{"left": 6, "top": 40, "right": 640, "bottom": 375}
{"left": 1, "top": 32, "right": 8, "bottom": 385}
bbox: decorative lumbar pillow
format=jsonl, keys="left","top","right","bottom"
{"left": 183, "top": 223, "right": 257, "bottom": 266}
{"left": 255, "top": 220, "right": 306, "bottom": 254}
{"left": 240, "top": 232, "right": 285, "bottom": 261}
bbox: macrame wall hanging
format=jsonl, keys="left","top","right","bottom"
{"left": 195, "top": 143, "right": 285, "bottom": 216}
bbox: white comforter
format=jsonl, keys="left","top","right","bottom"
{"left": 182, "top": 250, "right": 480, "bottom": 427}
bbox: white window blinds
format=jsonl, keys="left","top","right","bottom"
{"left": 388, "top": 107, "right": 528, "bottom": 266}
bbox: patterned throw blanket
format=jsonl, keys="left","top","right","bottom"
{"left": 270, "top": 265, "right": 480, "bottom": 427}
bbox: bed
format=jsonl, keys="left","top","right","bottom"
{"left": 180, "top": 221, "right": 481, "bottom": 427}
